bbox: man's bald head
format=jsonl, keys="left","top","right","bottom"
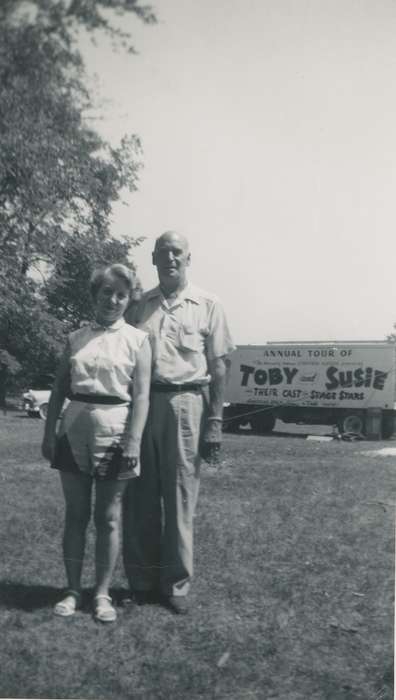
{"left": 152, "top": 230, "right": 191, "bottom": 294}
{"left": 154, "top": 230, "right": 190, "bottom": 254}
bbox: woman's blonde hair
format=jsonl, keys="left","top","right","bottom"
{"left": 90, "top": 263, "right": 136, "bottom": 300}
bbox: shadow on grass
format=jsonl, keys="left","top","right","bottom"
{"left": 15, "top": 415, "right": 38, "bottom": 420}
{"left": 225, "top": 427, "right": 315, "bottom": 439}
{"left": 0, "top": 581, "right": 132, "bottom": 611}
{"left": 0, "top": 410, "right": 34, "bottom": 420}
{"left": 0, "top": 582, "right": 64, "bottom": 611}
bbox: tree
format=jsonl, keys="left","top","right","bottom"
{"left": 0, "top": 22, "right": 143, "bottom": 277}
{"left": 0, "top": 1, "right": 156, "bottom": 39}
{"left": 45, "top": 233, "right": 142, "bottom": 329}
{"left": 0, "top": 0, "right": 156, "bottom": 276}
{"left": 0, "top": 261, "right": 65, "bottom": 390}
{"left": 0, "top": 350, "right": 22, "bottom": 411}
{"left": 0, "top": 0, "right": 156, "bottom": 398}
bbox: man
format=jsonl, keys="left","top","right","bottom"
{"left": 123, "top": 231, "right": 235, "bottom": 614}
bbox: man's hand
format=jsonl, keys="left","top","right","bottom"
{"left": 122, "top": 440, "right": 141, "bottom": 474}
{"left": 201, "top": 418, "right": 223, "bottom": 465}
{"left": 121, "top": 455, "right": 140, "bottom": 473}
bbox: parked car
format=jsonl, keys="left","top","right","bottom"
{"left": 23, "top": 389, "right": 51, "bottom": 419}
{"left": 23, "top": 382, "right": 70, "bottom": 420}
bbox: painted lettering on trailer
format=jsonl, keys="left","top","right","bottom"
{"left": 240, "top": 364, "right": 389, "bottom": 392}
{"left": 240, "top": 365, "right": 298, "bottom": 387}
{"left": 325, "top": 367, "right": 388, "bottom": 391}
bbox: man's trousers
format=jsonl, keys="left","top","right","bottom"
{"left": 123, "top": 390, "right": 204, "bottom": 597}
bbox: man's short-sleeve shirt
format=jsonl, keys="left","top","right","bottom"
{"left": 131, "top": 283, "right": 235, "bottom": 384}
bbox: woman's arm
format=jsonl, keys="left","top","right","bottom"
{"left": 41, "top": 344, "right": 71, "bottom": 462}
{"left": 123, "top": 336, "right": 152, "bottom": 459}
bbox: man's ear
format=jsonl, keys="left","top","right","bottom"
{"left": 186, "top": 252, "right": 191, "bottom": 266}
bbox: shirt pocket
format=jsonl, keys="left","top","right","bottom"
{"left": 177, "top": 324, "right": 203, "bottom": 353}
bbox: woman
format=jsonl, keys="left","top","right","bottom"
{"left": 41, "top": 263, "right": 151, "bottom": 623}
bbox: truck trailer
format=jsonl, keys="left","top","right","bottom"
{"left": 223, "top": 342, "right": 396, "bottom": 439}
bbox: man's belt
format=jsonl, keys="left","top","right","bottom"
{"left": 71, "top": 393, "right": 130, "bottom": 405}
{"left": 150, "top": 383, "right": 204, "bottom": 393}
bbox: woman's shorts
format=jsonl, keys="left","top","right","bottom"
{"left": 51, "top": 400, "right": 140, "bottom": 481}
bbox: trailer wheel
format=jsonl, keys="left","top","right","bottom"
{"left": 250, "top": 412, "right": 276, "bottom": 434}
{"left": 382, "top": 414, "right": 395, "bottom": 440}
{"left": 338, "top": 413, "right": 364, "bottom": 435}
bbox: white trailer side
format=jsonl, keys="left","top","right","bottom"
{"left": 224, "top": 342, "right": 396, "bottom": 438}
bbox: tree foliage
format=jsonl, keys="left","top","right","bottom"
{"left": 0, "top": 20, "right": 143, "bottom": 276}
{"left": 45, "top": 233, "right": 142, "bottom": 329}
{"left": 0, "top": 263, "right": 65, "bottom": 389}
{"left": 0, "top": 0, "right": 155, "bottom": 395}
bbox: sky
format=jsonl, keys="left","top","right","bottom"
{"left": 82, "top": 0, "right": 396, "bottom": 344}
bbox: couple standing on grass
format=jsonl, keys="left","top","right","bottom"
{"left": 41, "top": 231, "right": 235, "bottom": 622}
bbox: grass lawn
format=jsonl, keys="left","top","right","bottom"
{"left": 0, "top": 411, "right": 394, "bottom": 699}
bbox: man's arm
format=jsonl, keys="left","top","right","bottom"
{"left": 201, "top": 295, "right": 235, "bottom": 463}
{"left": 201, "top": 355, "right": 228, "bottom": 464}
{"left": 207, "top": 355, "right": 227, "bottom": 419}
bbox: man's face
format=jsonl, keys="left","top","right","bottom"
{"left": 152, "top": 233, "right": 190, "bottom": 285}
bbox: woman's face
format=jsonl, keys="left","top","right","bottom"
{"left": 94, "top": 274, "right": 130, "bottom": 325}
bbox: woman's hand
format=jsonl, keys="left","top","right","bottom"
{"left": 41, "top": 435, "right": 56, "bottom": 462}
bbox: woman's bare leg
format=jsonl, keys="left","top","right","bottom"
{"left": 60, "top": 471, "right": 92, "bottom": 592}
{"left": 94, "top": 479, "right": 129, "bottom": 597}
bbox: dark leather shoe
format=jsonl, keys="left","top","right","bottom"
{"left": 134, "top": 589, "right": 160, "bottom": 605}
{"left": 163, "top": 595, "right": 189, "bottom": 615}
